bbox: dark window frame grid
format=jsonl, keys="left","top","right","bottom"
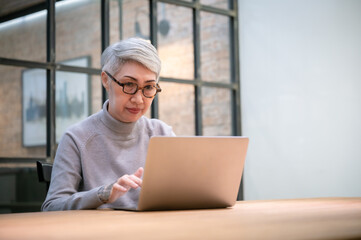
{"left": 0, "top": 0, "right": 243, "bottom": 199}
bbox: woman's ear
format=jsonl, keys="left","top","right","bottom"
{"left": 101, "top": 71, "right": 109, "bottom": 91}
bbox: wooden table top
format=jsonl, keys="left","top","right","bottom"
{"left": 0, "top": 197, "right": 360, "bottom": 240}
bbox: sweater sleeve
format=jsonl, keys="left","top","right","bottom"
{"left": 41, "top": 133, "right": 104, "bottom": 211}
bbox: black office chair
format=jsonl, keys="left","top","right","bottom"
{"left": 36, "top": 161, "right": 53, "bottom": 192}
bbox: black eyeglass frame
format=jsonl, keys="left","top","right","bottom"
{"left": 104, "top": 71, "right": 162, "bottom": 98}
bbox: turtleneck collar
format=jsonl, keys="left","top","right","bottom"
{"left": 99, "top": 99, "right": 139, "bottom": 136}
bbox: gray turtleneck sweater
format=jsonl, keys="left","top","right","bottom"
{"left": 41, "top": 100, "right": 175, "bottom": 211}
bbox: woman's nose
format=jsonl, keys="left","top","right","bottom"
{"left": 130, "top": 89, "right": 144, "bottom": 104}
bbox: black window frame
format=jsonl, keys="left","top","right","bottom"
{"left": 0, "top": 0, "right": 242, "bottom": 199}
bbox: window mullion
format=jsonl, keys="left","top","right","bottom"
{"left": 193, "top": 2, "right": 202, "bottom": 136}
{"left": 150, "top": 0, "right": 160, "bottom": 119}
{"left": 46, "top": 0, "right": 56, "bottom": 162}
{"left": 101, "top": 0, "right": 110, "bottom": 104}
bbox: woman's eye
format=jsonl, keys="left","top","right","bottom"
{"left": 144, "top": 85, "right": 155, "bottom": 90}
{"left": 124, "top": 82, "right": 136, "bottom": 88}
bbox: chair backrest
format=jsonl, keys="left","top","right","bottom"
{"left": 36, "top": 161, "right": 53, "bottom": 192}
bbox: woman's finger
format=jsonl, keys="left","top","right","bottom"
{"left": 118, "top": 175, "right": 140, "bottom": 189}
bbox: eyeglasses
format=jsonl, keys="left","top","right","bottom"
{"left": 104, "top": 71, "right": 161, "bottom": 98}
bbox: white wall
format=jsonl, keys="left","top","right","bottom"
{"left": 239, "top": 0, "right": 361, "bottom": 200}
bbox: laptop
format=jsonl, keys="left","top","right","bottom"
{"left": 132, "top": 136, "right": 248, "bottom": 211}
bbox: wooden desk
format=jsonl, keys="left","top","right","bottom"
{"left": 0, "top": 198, "right": 360, "bottom": 240}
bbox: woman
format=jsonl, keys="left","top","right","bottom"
{"left": 42, "top": 38, "right": 175, "bottom": 211}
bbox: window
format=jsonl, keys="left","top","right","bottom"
{"left": 0, "top": 0, "right": 242, "bottom": 209}
{"left": 0, "top": 0, "right": 240, "bottom": 159}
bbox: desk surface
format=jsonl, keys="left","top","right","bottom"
{"left": 1, "top": 197, "right": 361, "bottom": 240}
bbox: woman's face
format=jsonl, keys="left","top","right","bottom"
{"left": 101, "top": 61, "right": 157, "bottom": 123}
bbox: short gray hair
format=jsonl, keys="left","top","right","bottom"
{"left": 101, "top": 38, "right": 161, "bottom": 80}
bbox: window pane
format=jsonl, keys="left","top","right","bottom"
{"left": 200, "top": 0, "right": 230, "bottom": 9}
{"left": 0, "top": 65, "right": 46, "bottom": 157}
{"left": 158, "top": 3, "right": 194, "bottom": 80}
{"left": 90, "top": 74, "right": 103, "bottom": 114}
{"left": 0, "top": 11, "right": 46, "bottom": 62}
{"left": 202, "top": 87, "right": 232, "bottom": 136}
{"left": 120, "top": 0, "right": 150, "bottom": 40}
{"left": 200, "top": 12, "right": 231, "bottom": 83}
{"left": 158, "top": 82, "right": 195, "bottom": 136}
{"left": 109, "top": 0, "right": 121, "bottom": 43}
{"left": 56, "top": 68, "right": 96, "bottom": 142}
{"left": 56, "top": 0, "right": 101, "bottom": 68}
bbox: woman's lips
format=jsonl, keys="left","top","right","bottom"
{"left": 127, "top": 108, "right": 141, "bottom": 114}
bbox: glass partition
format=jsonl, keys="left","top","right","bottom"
{"left": 158, "top": 3, "right": 194, "bottom": 80}
{"left": 200, "top": 0, "right": 231, "bottom": 9}
{"left": 158, "top": 82, "right": 195, "bottom": 136}
{"left": 200, "top": 12, "right": 231, "bottom": 83}
{"left": 0, "top": 65, "right": 46, "bottom": 158}
{"left": 121, "top": 0, "right": 150, "bottom": 40}
{"left": 55, "top": 0, "right": 101, "bottom": 68}
{"left": 202, "top": 87, "right": 232, "bottom": 136}
{"left": 0, "top": 10, "right": 46, "bottom": 62}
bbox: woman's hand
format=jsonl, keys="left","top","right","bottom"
{"left": 107, "top": 167, "right": 144, "bottom": 204}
